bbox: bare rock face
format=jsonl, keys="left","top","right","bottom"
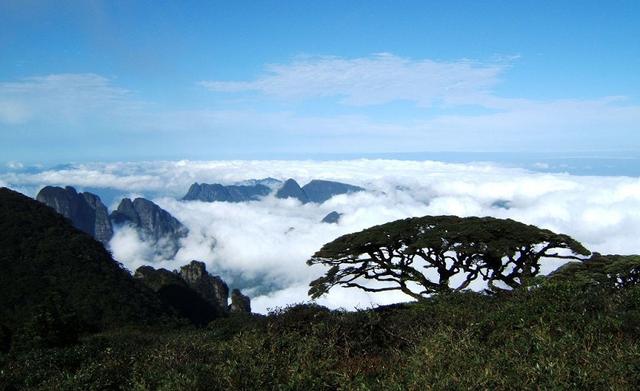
{"left": 302, "top": 180, "right": 364, "bottom": 203}
{"left": 82, "top": 192, "right": 114, "bottom": 244}
{"left": 134, "top": 265, "right": 220, "bottom": 325}
{"left": 229, "top": 289, "right": 251, "bottom": 313}
{"left": 134, "top": 265, "right": 186, "bottom": 291}
{"left": 136, "top": 261, "right": 252, "bottom": 319}
{"left": 111, "top": 198, "right": 187, "bottom": 241}
{"left": 111, "top": 197, "right": 188, "bottom": 258}
{"left": 275, "top": 179, "right": 309, "bottom": 203}
{"left": 182, "top": 182, "right": 273, "bottom": 202}
{"left": 276, "top": 179, "right": 364, "bottom": 204}
{"left": 179, "top": 261, "right": 229, "bottom": 312}
{"left": 111, "top": 198, "right": 140, "bottom": 226}
{"left": 321, "top": 211, "right": 342, "bottom": 224}
{"left": 36, "top": 186, "right": 113, "bottom": 244}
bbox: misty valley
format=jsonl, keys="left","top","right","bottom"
{"left": 2, "top": 1, "right": 639, "bottom": 388}
{"left": 2, "top": 159, "right": 640, "bottom": 389}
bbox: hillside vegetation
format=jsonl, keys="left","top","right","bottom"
{"left": 1, "top": 187, "right": 639, "bottom": 389}
{"left": 1, "top": 270, "right": 639, "bottom": 389}
{"left": 0, "top": 188, "right": 177, "bottom": 344}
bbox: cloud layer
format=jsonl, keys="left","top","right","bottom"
{"left": 2, "top": 55, "right": 638, "bottom": 162}
{"left": 0, "top": 73, "right": 135, "bottom": 126}
{"left": 4, "top": 159, "right": 640, "bottom": 313}
{"left": 200, "top": 53, "right": 506, "bottom": 107}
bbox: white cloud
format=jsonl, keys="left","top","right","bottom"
{"left": 0, "top": 73, "right": 138, "bottom": 127}
{"left": 5, "top": 159, "right": 640, "bottom": 313}
{"left": 1, "top": 70, "right": 638, "bottom": 155}
{"left": 418, "top": 97, "right": 640, "bottom": 149}
{"left": 132, "top": 100, "right": 640, "bottom": 153}
{"left": 200, "top": 53, "right": 506, "bottom": 107}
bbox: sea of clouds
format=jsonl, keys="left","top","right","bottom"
{"left": 3, "top": 159, "right": 640, "bottom": 313}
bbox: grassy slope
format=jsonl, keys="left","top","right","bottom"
{"left": 2, "top": 186, "right": 639, "bottom": 389}
{"left": 0, "top": 188, "right": 174, "bottom": 335}
{"left": 2, "top": 280, "right": 639, "bottom": 390}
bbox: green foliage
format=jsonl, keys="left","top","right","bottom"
{"left": 1, "top": 188, "right": 638, "bottom": 389}
{"left": 0, "top": 324, "right": 11, "bottom": 354}
{"left": 308, "top": 215, "right": 590, "bottom": 300}
{"left": 11, "top": 307, "right": 80, "bottom": 351}
{"left": 2, "top": 276, "right": 640, "bottom": 390}
{"left": 548, "top": 253, "right": 640, "bottom": 288}
{"left": 0, "top": 188, "right": 175, "bottom": 343}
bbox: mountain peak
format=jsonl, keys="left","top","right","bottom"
{"left": 275, "top": 178, "right": 309, "bottom": 203}
{"left": 36, "top": 185, "right": 113, "bottom": 244}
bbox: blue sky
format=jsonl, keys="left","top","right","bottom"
{"left": 0, "top": 0, "right": 639, "bottom": 164}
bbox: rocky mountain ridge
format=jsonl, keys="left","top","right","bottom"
{"left": 183, "top": 177, "right": 364, "bottom": 204}
{"left": 321, "top": 211, "right": 343, "bottom": 224}
{"left": 36, "top": 186, "right": 114, "bottom": 244}
{"left": 183, "top": 182, "right": 272, "bottom": 202}
{"left": 36, "top": 186, "right": 187, "bottom": 252}
{"left": 111, "top": 197, "right": 188, "bottom": 258}
{"left": 134, "top": 260, "right": 251, "bottom": 322}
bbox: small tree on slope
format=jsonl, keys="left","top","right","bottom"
{"left": 307, "top": 216, "right": 590, "bottom": 301}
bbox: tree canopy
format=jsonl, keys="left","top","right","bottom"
{"left": 548, "top": 254, "right": 640, "bottom": 288}
{"left": 308, "top": 215, "right": 590, "bottom": 300}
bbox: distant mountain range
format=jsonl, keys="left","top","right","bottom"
{"left": 34, "top": 178, "right": 362, "bottom": 262}
{"left": 183, "top": 178, "right": 364, "bottom": 204}
{"left": 183, "top": 182, "right": 272, "bottom": 202}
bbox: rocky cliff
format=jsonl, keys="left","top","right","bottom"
{"left": 110, "top": 197, "right": 188, "bottom": 258}
{"left": 135, "top": 260, "right": 251, "bottom": 316}
{"left": 276, "top": 179, "right": 364, "bottom": 204}
{"left": 134, "top": 265, "right": 221, "bottom": 325}
{"left": 179, "top": 261, "right": 230, "bottom": 311}
{"left": 302, "top": 180, "right": 364, "bottom": 203}
{"left": 36, "top": 186, "right": 113, "bottom": 244}
{"left": 275, "top": 178, "right": 309, "bottom": 203}
{"left": 230, "top": 289, "right": 251, "bottom": 313}
{"left": 183, "top": 182, "right": 272, "bottom": 202}
{"left": 111, "top": 198, "right": 187, "bottom": 241}
{"left": 183, "top": 178, "right": 364, "bottom": 205}
{"left": 321, "top": 211, "right": 342, "bottom": 224}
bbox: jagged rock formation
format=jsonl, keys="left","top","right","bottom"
{"left": 276, "top": 179, "right": 364, "bottom": 204}
{"left": 321, "top": 211, "right": 342, "bottom": 224}
{"left": 110, "top": 198, "right": 187, "bottom": 259}
{"left": 134, "top": 265, "right": 186, "bottom": 291}
{"left": 183, "top": 182, "right": 273, "bottom": 202}
{"left": 183, "top": 178, "right": 364, "bottom": 204}
{"left": 111, "top": 198, "right": 188, "bottom": 242}
{"left": 230, "top": 289, "right": 251, "bottom": 313}
{"left": 134, "top": 265, "right": 220, "bottom": 325}
{"left": 179, "top": 261, "right": 231, "bottom": 312}
{"left": 227, "top": 184, "right": 272, "bottom": 201}
{"left": 36, "top": 186, "right": 113, "bottom": 244}
{"left": 135, "top": 261, "right": 251, "bottom": 318}
{"left": 275, "top": 179, "right": 309, "bottom": 203}
{"left": 302, "top": 180, "right": 364, "bottom": 203}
